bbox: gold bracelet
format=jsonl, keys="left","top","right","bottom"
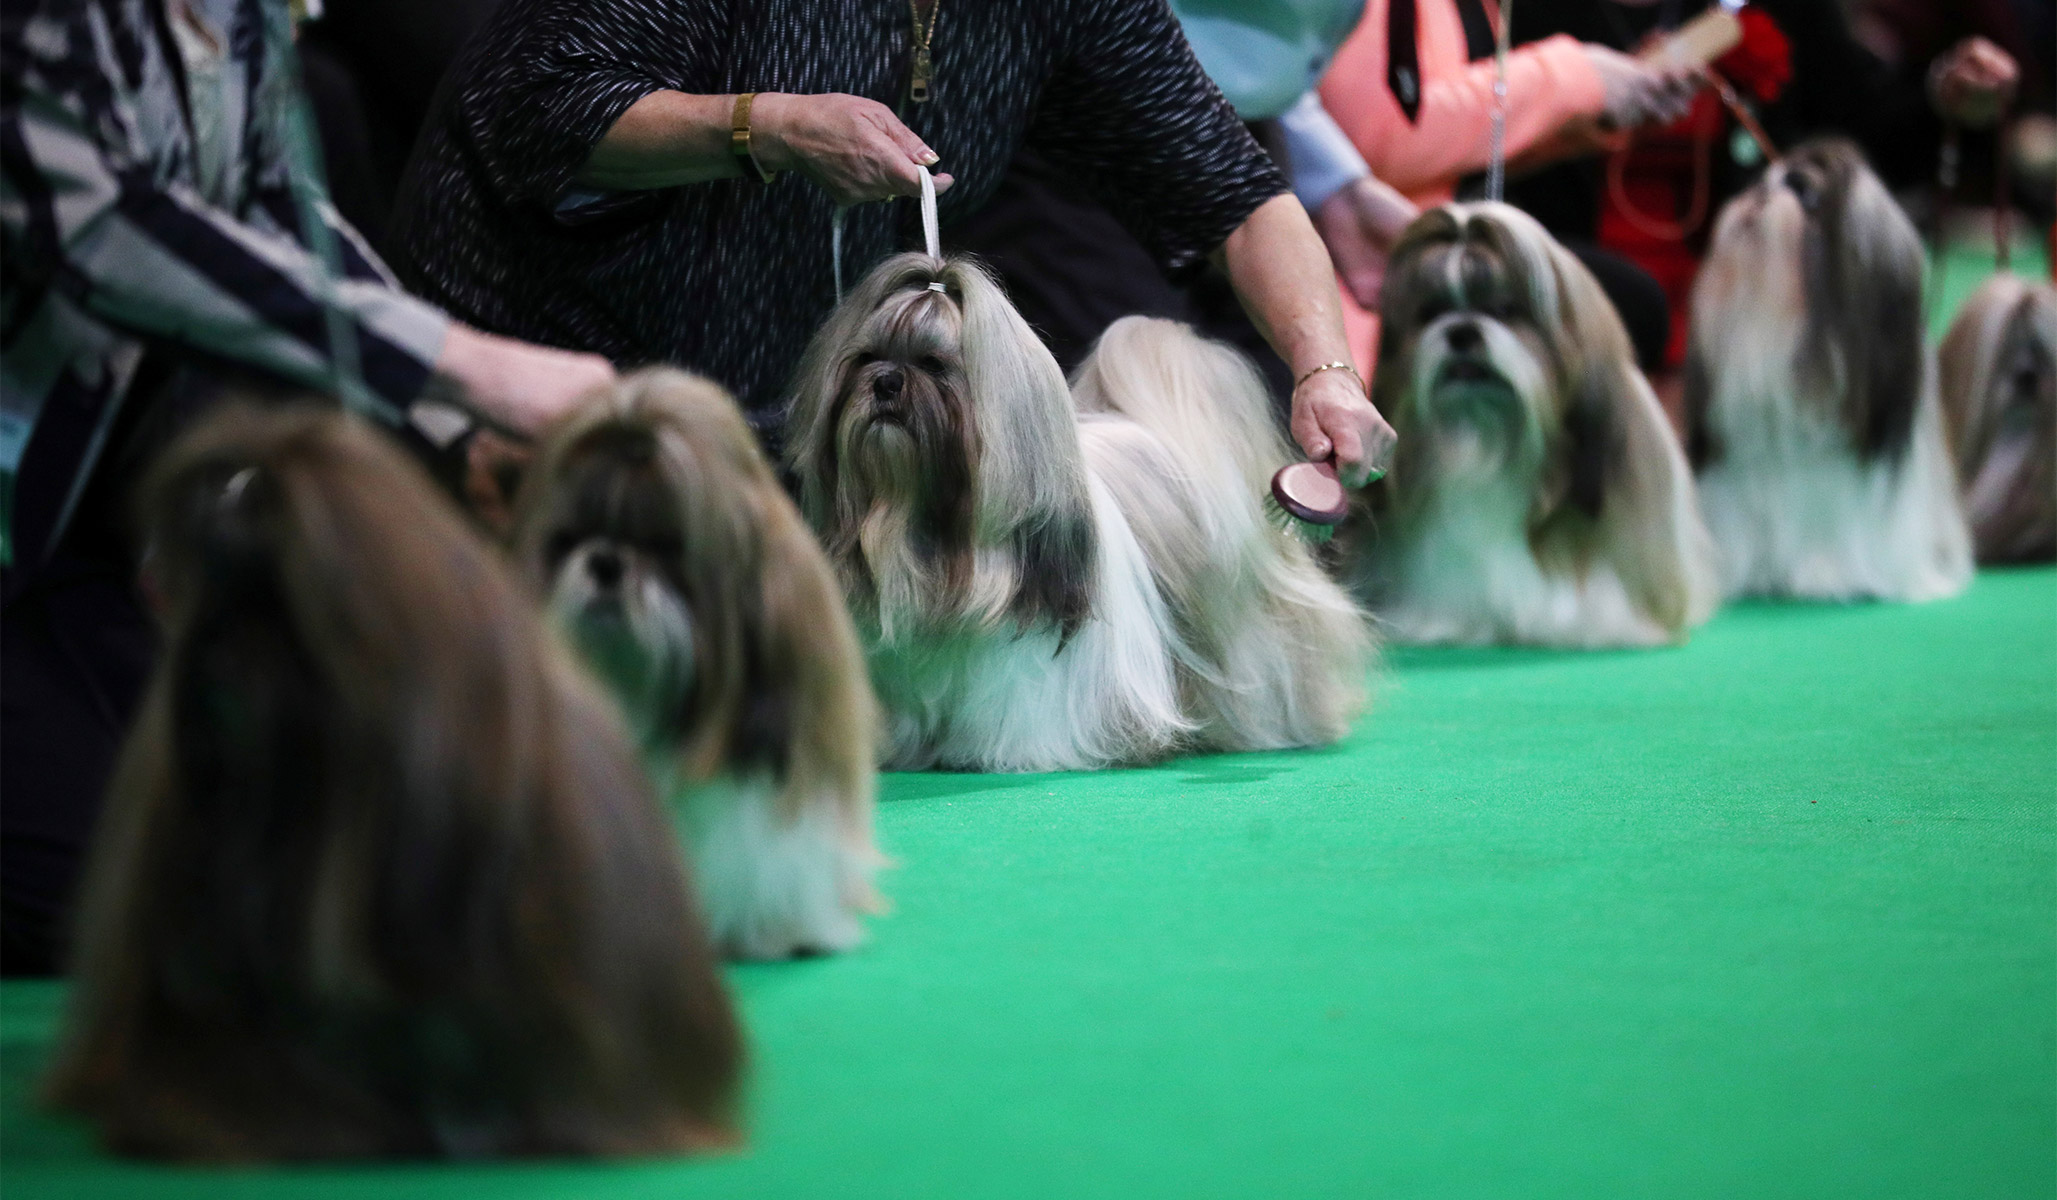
{"left": 730, "top": 93, "right": 778, "bottom": 184}
{"left": 1295, "top": 361, "right": 1365, "bottom": 393}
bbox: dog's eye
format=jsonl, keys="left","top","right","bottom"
{"left": 546, "top": 531, "right": 580, "bottom": 564}
{"left": 1418, "top": 297, "right": 1452, "bottom": 324}
{"left": 917, "top": 354, "right": 947, "bottom": 376}
{"left": 645, "top": 534, "right": 684, "bottom": 561}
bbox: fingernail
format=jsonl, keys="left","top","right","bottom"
{"left": 919, "top": 150, "right": 940, "bottom": 165}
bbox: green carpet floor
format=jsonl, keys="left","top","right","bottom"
{"left": 2, "top": 568, "right": 2051, "bottom": 1199}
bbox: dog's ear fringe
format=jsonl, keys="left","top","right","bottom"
{"left": 1785, "top": 140, "right": 1927, "bottom": 461}
{"left": 752, "top": 495, "right": 881, "bottom": 829}
{"left": 1546, "top": 241, "right": 1716, "bottom": 635}
{"left": 940, "top": 256, "right": 1093, "bottom": 535}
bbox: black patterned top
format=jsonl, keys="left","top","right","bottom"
{"left": 386, "top": 0, "right": 1288, "bottom": 441}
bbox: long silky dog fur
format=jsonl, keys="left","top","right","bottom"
{"left": 46, "top": 404, "right": 741, "bottom": 1160}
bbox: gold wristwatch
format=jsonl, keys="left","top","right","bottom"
{"left": 730, "top": 92, "right": 778, "bottom": 184}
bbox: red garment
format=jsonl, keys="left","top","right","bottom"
{"left": 1595, "top": 10, "right": 1793, "bottom": 367}
{"left": 1596, "top": 93, "right": 1724, "bottom": 367}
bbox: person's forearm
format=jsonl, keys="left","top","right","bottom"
{"left": 1215, "top": 193, "right": 1358, "bottom": 376}
{"left": 578, "top": 91, "right": 947, "bottom": 205}
{"left": 1216, "top": 192, "right": 1396, "bottom": 483}
{"left": 575, "top": 91, "right": 749, "bottom": 190}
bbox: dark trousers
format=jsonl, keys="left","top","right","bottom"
{"left": 1, "top": 557, "right": 154, "bottom": 976}
{"left": 0, "top": 369, "right": 173, "bottom": 977}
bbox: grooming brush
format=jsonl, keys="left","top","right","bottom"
{"left": 1268, "top": 458, "right": 1350, "bottom": 543}
{"left": 1637, "top": 0, "right": 1744, "bottom": 68}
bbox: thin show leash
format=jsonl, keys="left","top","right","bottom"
{"left": 1487, "top": 0, "right": 1513, "bottom": 202}
{"left": 1605, "top": 65, "right": 1780, "bottom": 243}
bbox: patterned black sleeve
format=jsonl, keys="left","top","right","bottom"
{"left": 1027, "top": 0, "right": 1291, "bottom": 281}
{"left": 447, "top": 0, "right": 732, "bottom": 211}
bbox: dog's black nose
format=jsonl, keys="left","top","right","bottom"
{"left": 587, "top": 547, "right": 624, "bottom": 589}
{"left": 874, "top": 365, "right": 904, "bottom": 399}
{"left": 1445, "top": 321, "right": 1484, "bottom": 353}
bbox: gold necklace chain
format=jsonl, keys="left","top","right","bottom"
{"left": 909, "top": 0, "right": 939, "bottom": 103}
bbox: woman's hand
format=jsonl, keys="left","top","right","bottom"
{"left": 433, "top": 324, "right": 616, "bottom": 437}
{"left": 1292, "top": 368, "right": 1396, "bottom": 488}
{"left": 1928, "top": 37, "right": 2019, "bottom": 128}
{"left": 1315, "top": 176, "right": 1420, "bottom": 310}
{"left": 1583, "top": 45, "right": 1701, "bottom": 130}
{"left": 751, "top": 92, "right": 954, "bottom": 205}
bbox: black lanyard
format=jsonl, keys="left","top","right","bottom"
{"left": 1387, "top": 0, "right": 1423, "bottom": 121}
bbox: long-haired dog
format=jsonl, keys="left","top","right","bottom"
{"left": 1352, "top": 202, "right": 1716, "bottom": 646}
{"left": 46, "top": 405, "right": 741, "bottom": 1160}
{"left": 1686, "top": 138, "right": 1972, "bottom": 601}
{"left": 784, "top": 253, "right": 1371, "bottom": 772}
{"left": 513, "top": 369, "right": 882, "bottom": 961}
{"left": 1938, "top": 274, "right": 2057, "bottom": 563}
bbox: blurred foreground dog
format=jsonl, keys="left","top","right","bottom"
{"left": 1687, "top": 138, "right": 1971, "bottom": 601}
{"left": 1938, "top": 274, "right": 2057, "bottom": 563}
{"left": 1354, "top": 202, "right": 1716, "bottom": 646}
{"left": 516, "top": 369, "right": 883, "bottom": 960}
{"left": 47, "top": 406, "right": 741, "bottom": 1160}
{"left": 784, "top": 254, "right": 1371, "bottom": 771}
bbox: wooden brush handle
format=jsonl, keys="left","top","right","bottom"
{"left": 1638, "top": 9, "right": 1742, "bottom": 68}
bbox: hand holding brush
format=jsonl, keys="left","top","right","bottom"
{"left": 1273, "top": 360, "right": 1392, "bottom": 542}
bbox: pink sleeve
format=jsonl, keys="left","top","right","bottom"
{"left": 1322, "top": 19, "right": 1606, "bottom": 204}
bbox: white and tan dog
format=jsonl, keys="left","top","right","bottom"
{"left": 1686, "top": 138, "right": 1971, "bottom": 601}
{"left": 516, "top": 369, "right": 882, "bottom": 960}
{"left": 1353, "top": 202, "right": 1715, "bottom": 647}
{"left": 1938, "top": 273, "right": 2057, "bottom": 563}
{"left": 784, "top": 253, "right": 1371, "bottom": 772}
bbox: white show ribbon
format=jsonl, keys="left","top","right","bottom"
{"left": 832, "top": 203, "right": 848, "bottom": 302}
{"left": 918, "top": 164, "right": 941, "bottom": 260}
{"left": 919, "top": 165, "right": 945, "bottom": 292}
{"left": 831, "top": 164, "right": 945, "bottom": 304}
{"left": 1487, "top": 0, "right": 1513, "bottom": 202}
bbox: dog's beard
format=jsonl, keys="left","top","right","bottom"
{"left": 830, "top": 358, "right": 978, "bottom": 639}
{"left": 550, "top": 539, "right": 695, "bottom": 748}
{"left": 1409, "top": 313, "right": 1553, "bottom": 483}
